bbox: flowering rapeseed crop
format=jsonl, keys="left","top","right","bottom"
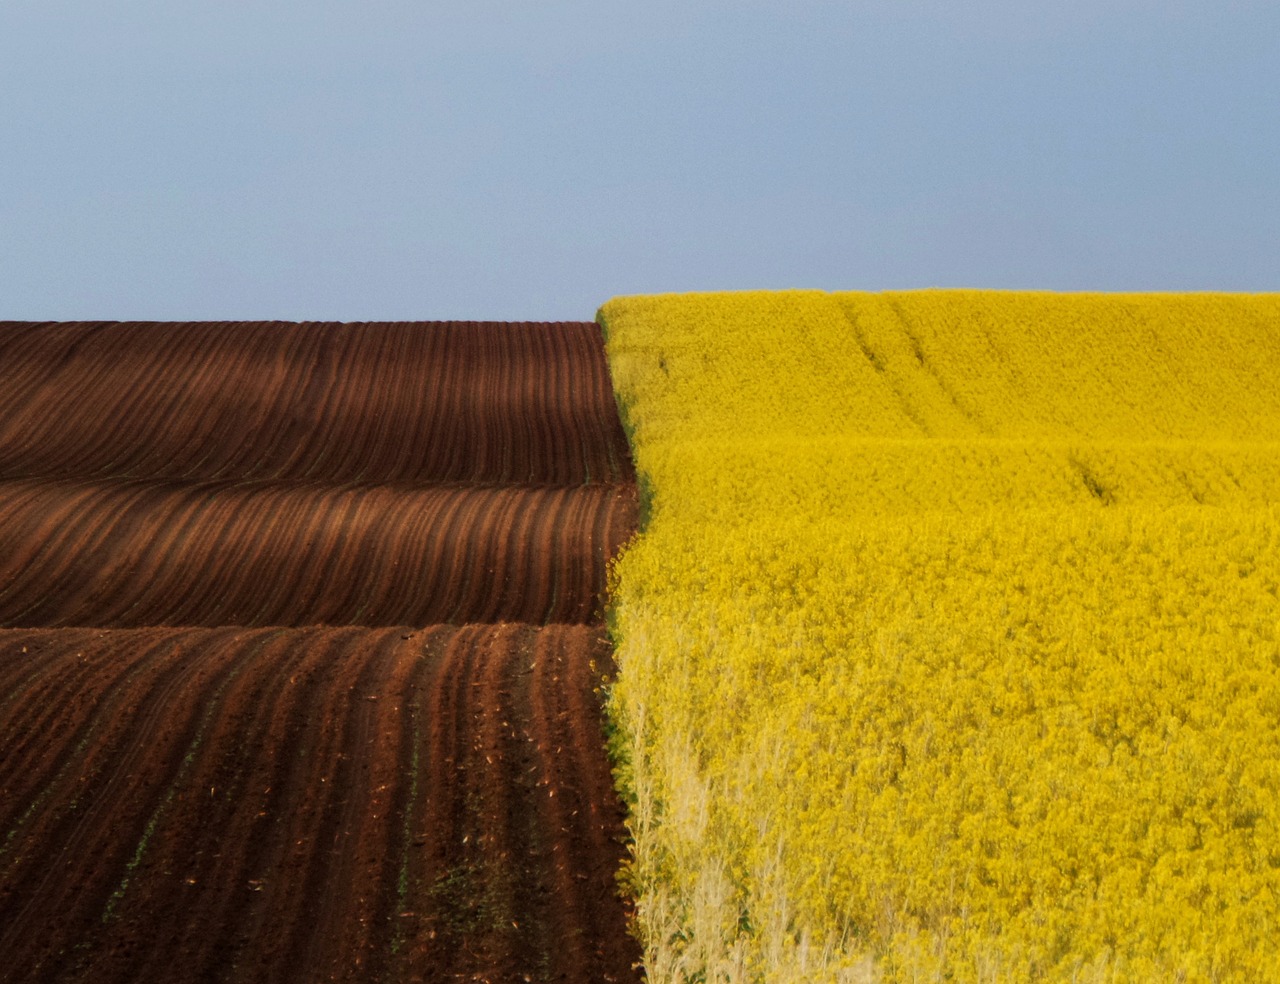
{"left": 600, "top": 290, "right": 1280, "bottom": 983}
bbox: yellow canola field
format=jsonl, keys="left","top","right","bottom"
{"left": 599, "top": 290, "right": 1280, "bottom": 983}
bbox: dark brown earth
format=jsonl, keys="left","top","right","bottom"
{"left": 0, "top": 321, "right": 643, "bottom": 984}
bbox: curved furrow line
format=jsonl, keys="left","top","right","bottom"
{"left": 404, "top": 485, "right": 476, "bottom": 629}
{"left": 22, "top": 324, "right": 188, "bottom": 481}
{"left": 236, "top": 627, "right": 401, "bottom": 982}
{"left": 165, "top": 627, "right": 358, "bottom": 982}
{"left": 343, "top": 490, "right": 427, "bottom": 626}
{"left": 564, "top": 485, "right": 606, "bottom": 624}
{"left": 0, "top": 631, "right": 75, "bottom": 718}
{"left": 422, "top": 322, "right": 491, "bottom": 483}
{"left": 565, "top": 486, "right": 606, "bottom": 623}
{"left": 441, "top": 621, "right": 536, "bottom": 981}
{"left": 115, "top": 483, "right": 260, "bottom": 627}
{"left": 60, "top": 481, "right": 229, "bottom": 626}
{"left": 0, "top": 322, "right": 630, "bottom": 488}
{"left": 489, "top": 483, "right": 552, "bottom": 625}
{"left": 481, "top": 486, "right": 537, "bottom": 624}
{"left": 295, "top": 329, "right": 351, "bottom": 484}
{"left": 96, "top": 324, "right": 244, "bottom": 481}
{"left": 0, "top": 632, "right": 154, "bottom": 807}
{"left": 38, "top": 627, "right": 301, "bottom": 984}
{"left": 346, "top": 325, "right": 439, "bottom": 481}
{"left": 0, "top": 477, "right": 633, "bottom": 628}
{"left": 320, "top": 489, "right": 402, "bottom": 627}
{"left": 290, "top": 481, "right": 409, "bottom": 621}
{"left": 527, "top": 625, "right": 644, "bottom": 982}
{"left": 449, "top": 324, "right": 487, "bottom": 483}
{"left": 346, "top": 487, "right": 459, "bottom": 628}
{"left": 484, "top": 486, "right": 542, "bottom": 624}
{"left": 522, "top": 327, "right": 563, "bottom": 486}
{"left": 584, "top": 486, "right": 622, "bottom": 620}
{"left": 551, "top": 628, "right": 643, "bottom": 972}
{"left": 0, "top": 480, "right": 145, "bottom": 624}
{"left": 440, "top": 488, "right": 493, "bottom": 626}
{"left": 553, "top": 325, "right": 591, "bottom": 484}
{"left": 570, "top": 321, "right": 636, "bottom": 486}
{"left": 97, "top": 627, "right": 355, "bottom": 984}
{"left": 559, "top": 484, "right": 597, "bottom": 624}
{"left": 0, "top": 630, "right": 198, "bottom": 864}
{"left": 542, "top": 486, "right": 578, "bottom": 624}
{"left": 209, "top": 485, "right": 311, "bottom": 625}
{"left": 0, "top": 323, "right": 115, "bottom": 477}
{"left": 120, "top": 324, "right": 273, "bottom": 481}
{"left": 400, "top": 624, "right": 475, "bottom": 979}
{"left": 525, "top": 627, "right": 597, "bottom": 976}
{"left": 471, "top": 324, "right": 540, "bottom": 483}
{"left": 243, "top": 485, "right": 349, "bottom": 626}
{"left": 344, "top": 329, "right": 402, "bottom": 487}
{"left": 522, "top": 327, "right": 557, "bottom": 484}
{"left": 486, "top": 325, "right": 514, "bottom": 481}
{"left": 499, "top": 324, "right": 533, "bottom": 481}
{"left": 39, "top": 481, "right": 230, "bottom": 624}
{"left": 117, "top": 323, "right": 281, "bottom": 482}
{"left": 379, "top": 625, "right": 451, "bottom": 974}
{"left": 379, "top": 327, "right": 422, "bottom": 478}
{"left": 230, "top": 325, "right": 331, "bottom": 483}
{"left": 557, "top": 325, "right": 597, "bottom": 485}
{"left": 47, "top": 325, "right": 276, "bottom": 482}
{"left": 91, "top": 484, "right": 228, "bottom": 627}
{"left": 576, "top": 317, "right": 635, "bottom": 484}
{"left": 88, "top": 326, "right": 220, "bottom": 480}
{"left": 481, "top": 325, "right": 513, "bottom": 481}
{"left": 0, "top": 319, "right": 641, "bottom": 983}
{"left": 396, "top": 623, "right": 646, "bottom": 984}
{"left": 0, "top": 628, "right": 252, "bottom": 983}
{"left": 543, "top": 324, "right": 578, "bottom": 485}
{"left": 246, "top": 483, "right": 359, "bottom": 625}
{"left": 0, "top": 479, "right": 71, "bottom": 598}
{"left": 410, "top": 322, "right": 453, "bottom": 484}
{"left": 439, "top": 324, "right": 479, "bottom": 482}
{"left": 603, "top": 485, "right": 641, "bottom": 604}
{"left": 282, "top": 630, "right": 421, "bottom": 983}
{"left": 8, "top": 481, "right": 214, "bottom": 626}
{"left": 0, "top": 323, "right": 78, "bottom": 445}
{"left": 0, "top": 636, "right": 93, "bottom": 767}
{"left": 75, "top": 628, "right": 400, "bottom": 984}
{"left": 0, "top": 630, "right": 215, "bottom": 876}
{"left": 467, "top": 485, "right": 535, "bottom": 625}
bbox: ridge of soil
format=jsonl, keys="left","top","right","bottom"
{"left": 0, "top": 321, "right": 643, "bottom": 983}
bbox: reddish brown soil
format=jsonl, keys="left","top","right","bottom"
{"left": 0, "top": 480, "right": 634, "bottom": 627}
{"left": 0, "top": 322, "right": 643, "bottom": 983}
{"left": 0, "top": 321, "right": 631, "bottom": 487}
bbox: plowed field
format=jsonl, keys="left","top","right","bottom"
{"left": 0, "top": 321, "right": 642, "bottom": 984}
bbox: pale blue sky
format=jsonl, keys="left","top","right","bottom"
{"left": 2, "top": 1, "right": 1276, "bottom": 320}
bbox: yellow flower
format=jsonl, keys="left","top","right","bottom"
{"left": 600, "top": 289, "right": 1280, "bottom": 983}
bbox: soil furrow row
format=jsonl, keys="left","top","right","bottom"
{"left": 0, "top": 319, "right": 642, "bottom": 984}
{"left": 0, "top": 480, "right": 634, "bottom": 628}
{"left": 0, "top": 322, "right": 633, "bottom": 487}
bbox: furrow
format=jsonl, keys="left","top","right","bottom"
{"left": 0, "top": 318, "right": 642, "bottom": 984}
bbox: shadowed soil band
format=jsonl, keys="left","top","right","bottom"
{"left": 0, "top": 321, "right": 642, "bottom": 984}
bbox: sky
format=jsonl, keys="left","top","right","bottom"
{"left": 1, "top": 1, "right": 1277, "bottom": 321}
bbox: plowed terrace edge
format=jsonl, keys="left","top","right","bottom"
{"left": 0, "top": 321, "right": 643, "bottom": 984}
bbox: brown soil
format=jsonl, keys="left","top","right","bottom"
{"left": 0, "top": 480, "right": 634, "bottom": 627}
{"left": 0, "top": 322, "right": 643, "bottom": 984}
